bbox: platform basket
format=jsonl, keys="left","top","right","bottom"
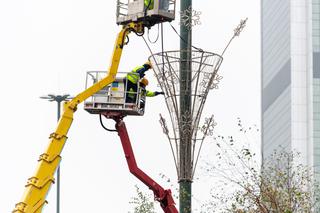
{"left": 116, "top": 0, "right": 176, "bottom": 27}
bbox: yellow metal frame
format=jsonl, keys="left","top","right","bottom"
{"left": 13, "top": 22, "right": 144, "bottom": 213}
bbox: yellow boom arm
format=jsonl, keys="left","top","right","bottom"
{"left": 13, "top": 22, "right": 144, "bottom": 213}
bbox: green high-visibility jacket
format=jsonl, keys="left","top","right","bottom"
{"left": 144, "top": 0, "right": 154, "bottom": 10}
{"left": 146, "top": 90, "right": 156, "bottom": 97}
{"left": 127, "top": 88, "right": 155, "bottom": 99}
{"left": 127, "top": 65, "right": 147, "bottom": 84}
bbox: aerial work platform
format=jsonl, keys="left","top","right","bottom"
{"left": 84, "top": 71, "right": 146, "bottom": 116}
{"left": 13, "top": 0, "right": 179, "bottom": 211}
{"left": 116, "top": 0, "right": 176, "bottom": 27}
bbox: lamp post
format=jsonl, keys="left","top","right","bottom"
{"left": 40, "top": 94, "right": 72, "bottom": 213}
{"left": 180, "top": 0, "right": 192, "bottom": 212}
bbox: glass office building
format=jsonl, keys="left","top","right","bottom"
{"left": 261, "top": 0, "right": 320, "bottom": 174}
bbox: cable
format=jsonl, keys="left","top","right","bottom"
{"left": 169, "top": 22, "right": 203, "bottom": 52}
{"left": 133, "top": 29, "right": 145, "bottom": 37}
{"left": 124, "top": 35, "right": 130, "bottom": 45}
{"left": 161, "top": 23, "right": 165, "bottom": 76}
{"left": 161, "top": 23, "right": 164, "bottom": 54}
{"left": 144, "top": 0, "right": 152, "bottom": 18}
{"left": 142, "top": 35, "right": 155, "bottom": 57}
{"left": 99, "top": 114, "right": 117, "bottom": 132}
{"left": 120, "top": 27, "right": 145, "bottom": 48}
{"left": 120, "top": 28, "right": 130, "bottom": 48}
{"left": 147, "top": 24, "right": 160, "bottom": 43}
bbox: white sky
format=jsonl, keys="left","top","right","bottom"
{"left": 0, "top": 0, "right": 260, "bottom": 212}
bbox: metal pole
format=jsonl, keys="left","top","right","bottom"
{"left": 179, "top": 0, "right": 192, "bottom": 212}
{"left": 40, "top": 94, "right": 71, "bottom": 213}
{"left": 56, "top": 100, "right": 61, "bottom": 213}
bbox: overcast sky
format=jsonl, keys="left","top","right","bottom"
{"left": 0, "top": 0, "right": 260, "bottom": 212}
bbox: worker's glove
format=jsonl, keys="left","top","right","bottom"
{"left": 155, "top": 91, "right": 165, "bottom": 96}
{"left": 144, "top": 63, "right": 152, "bottom": 70}
{"left": 145, "top": 61, "right": 152, "bottom": 69}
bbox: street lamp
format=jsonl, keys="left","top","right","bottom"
{"left": 40, "top": 94, "right": 72, "bottom": 213}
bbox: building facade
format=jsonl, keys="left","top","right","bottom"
{"left": 261, "top": 0, "right": 320, "bottom": 174}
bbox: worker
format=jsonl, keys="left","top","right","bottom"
{"left": 140, "top": 78, "right": 164, "bottom": 97}
{"left": 139, "top": 78, "right": 164, "bottom": 109}
{"left": 144, "top": 0, "right": 169, "bottom": 11}
{"left": 144, "top": 0, "right": 154, "bottom": 10}
{"left": 125, "top": 61, "right": 164, "bottom": 103}
{"left": 125, "top": 61, "right": 152, "bottom": 103}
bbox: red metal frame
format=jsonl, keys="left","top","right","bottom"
{"left": 105, "top": 114, "right": 178, "bottom": 213}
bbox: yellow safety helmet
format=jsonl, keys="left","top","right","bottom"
{"left": 140, "top": 78, "right": 149, "bottom": 86}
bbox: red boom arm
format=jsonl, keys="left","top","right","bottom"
{"left": 111, "top": 115, "right": 178, "bottom": 213}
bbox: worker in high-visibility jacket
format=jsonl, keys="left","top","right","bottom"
{"left": 144, "top": 0, "right": 169, "bottom": 11}
{"left": 139, "top": 77, "right": 164, "bottom": 109}
{"left": 125, "top": 61, "right": 164, "bottom": 103}
{"left": 125, "top": 61, "right": 151, "bottom": 103}
{"left": 140, "top": 78, "right": 164, "bottom": 97}
{"left": 144, "top": 0, "right": 154, "bottom": 10}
